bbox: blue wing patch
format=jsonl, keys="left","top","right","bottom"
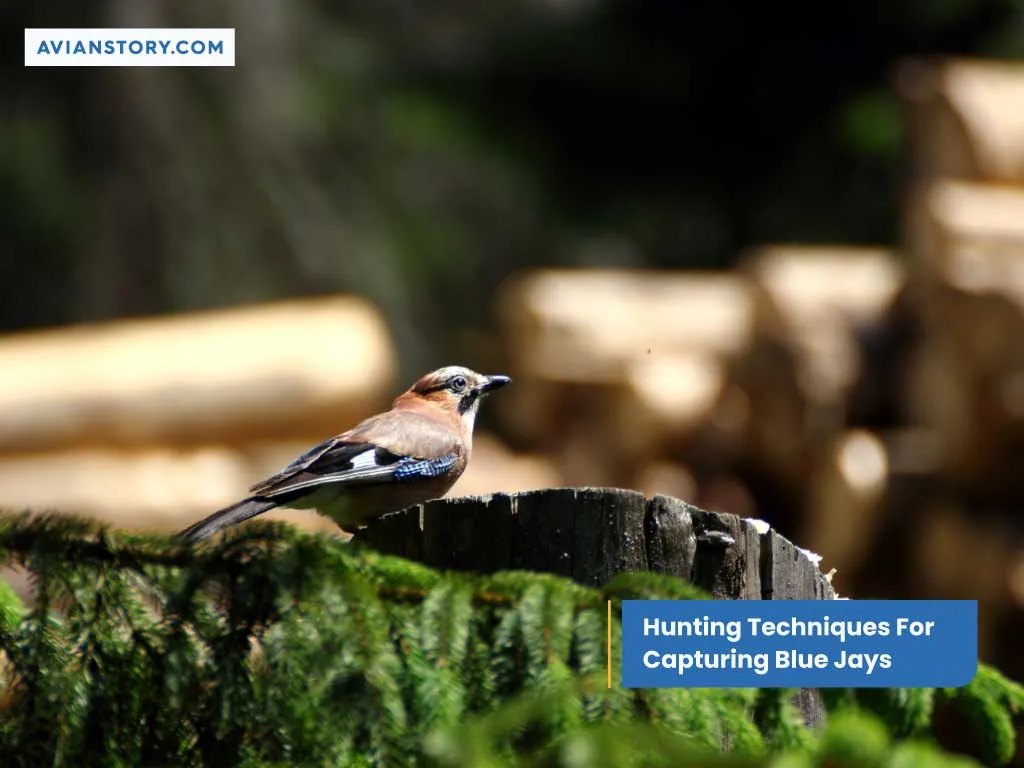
{"left": 392, "top": 454, "right": 457, "bottom": 481}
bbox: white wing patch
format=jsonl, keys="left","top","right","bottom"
{"left": 349, "top": 449, "right": 383, "bottom": 470}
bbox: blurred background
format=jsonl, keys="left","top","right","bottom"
{"left": 6, "top": 0, "right": 1024, "bottom": 745}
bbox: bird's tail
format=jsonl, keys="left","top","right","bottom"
{"left": 177, "top": 497, "right": 278, "bottom": 542}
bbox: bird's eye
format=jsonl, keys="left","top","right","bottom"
{"left": 450, "top": 376, "right": 468, "bottom": 393}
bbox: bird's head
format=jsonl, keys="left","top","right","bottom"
{"left": 396, "top": 365, "right": 511, "bottom": 432}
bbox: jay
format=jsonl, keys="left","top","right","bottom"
{"left": 178, "top": 366, "right": 510, "bottom": 541}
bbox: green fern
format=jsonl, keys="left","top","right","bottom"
{"left": 0, "top": 513, "right": 1018, "bottom": 767}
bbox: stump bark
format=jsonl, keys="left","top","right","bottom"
{"left": 355, "top": 487, "right": 835, "bottom": 727}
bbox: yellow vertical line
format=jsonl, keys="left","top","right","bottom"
{"left": 607, "top": 599, "right": 612, "bottom": 689}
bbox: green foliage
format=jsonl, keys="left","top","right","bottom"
{"left": 0, "top": 575, "right": 26, "bottom": 631}
{"left": 0, "top": 512, "right": 1019, "bottom": 768}
{"left": 424, "top": 696, "right": 985, "bottom": 768}
{"left": 940, "top": 664, "right": 1024, "bottom": 767}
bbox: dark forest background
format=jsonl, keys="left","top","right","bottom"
{"left": 5, "top": 0, "right": 1023, "bottom": 381}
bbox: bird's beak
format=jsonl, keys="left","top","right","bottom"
{"left": 478, "top": 374, "right": 511, "bottom": 393}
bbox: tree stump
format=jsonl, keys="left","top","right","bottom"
{"left": 355, "top": 487, "right": 835, "bottom": 727}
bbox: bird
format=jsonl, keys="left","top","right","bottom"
{"left": 177, "top": 366, "right": 510, "bottom": 541}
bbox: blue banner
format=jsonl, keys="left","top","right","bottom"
{"left": 620, "top": 600, "right": 977, "bottom": 688}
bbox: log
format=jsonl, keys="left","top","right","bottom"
{"left": 0, "top": 444, "right": 340, "bottom": 534}
{"left": 0, "top": 296, "right": 395, "bottom": 453}
{"left": 740, "top": 245, "right": 904, "bottom": 413}
{"left": 899, "top": 58, "right": 1024, "bottom": 183}
{"left": 905, "top": 180, "right": 1024, "bottom": 289}
{"left": 904, "top": 181, "right": 1024, "bottom": 479}
{"left": 355, "top": 487, "right": 835, "bottom": 600}
{"left": 498, "top": 270, "right": 754, "bottom": 384}
{"left": 355, "top": 487, "right": 835, "bottom": 727}
{"left": 725, "top": 247, "right": 904, "bottom": 489}
{"left": 495, "top": 270, "right": 754, "bottom": 451}
{"left": 610, "top": 352, "right": 726, "bottom": 466}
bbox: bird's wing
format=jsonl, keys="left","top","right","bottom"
{"left": 249, "top": 410, "right": 462, "bottom": 499}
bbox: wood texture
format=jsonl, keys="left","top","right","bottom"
{"left": 357, "top": 486, "right": 834, "bottom": 596}
{"left": 0, "top": 296, "right": 395, "bottom": 453}
{"left": 900, "top": 58, "right": 1024, "bottom": 183}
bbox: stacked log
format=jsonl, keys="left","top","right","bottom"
{"left": 496, "top": 269, "right": 754, "bottom": 489}
{"left": 735, "top": 246, "right": 905, "bottom": 486}
{"left": 0, "top": 297, "right": 397, "bottom": 531}
{"left": 0, "top": 296, "right": 570, "bottom": 533}
{"left": 495, "top": 254, "right": 904, "bottom": 540}
{"left": 878, "top": 58, "right": 1024, "bottom": 703}
{"left": 904, "top": 181, "right": 1024, "bottom": 483}
{"left": 499, "top": 269, "right": 753, "bottom": 385}
{"left": 900, "top": 59, "right": 1024, "bottom": 485}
